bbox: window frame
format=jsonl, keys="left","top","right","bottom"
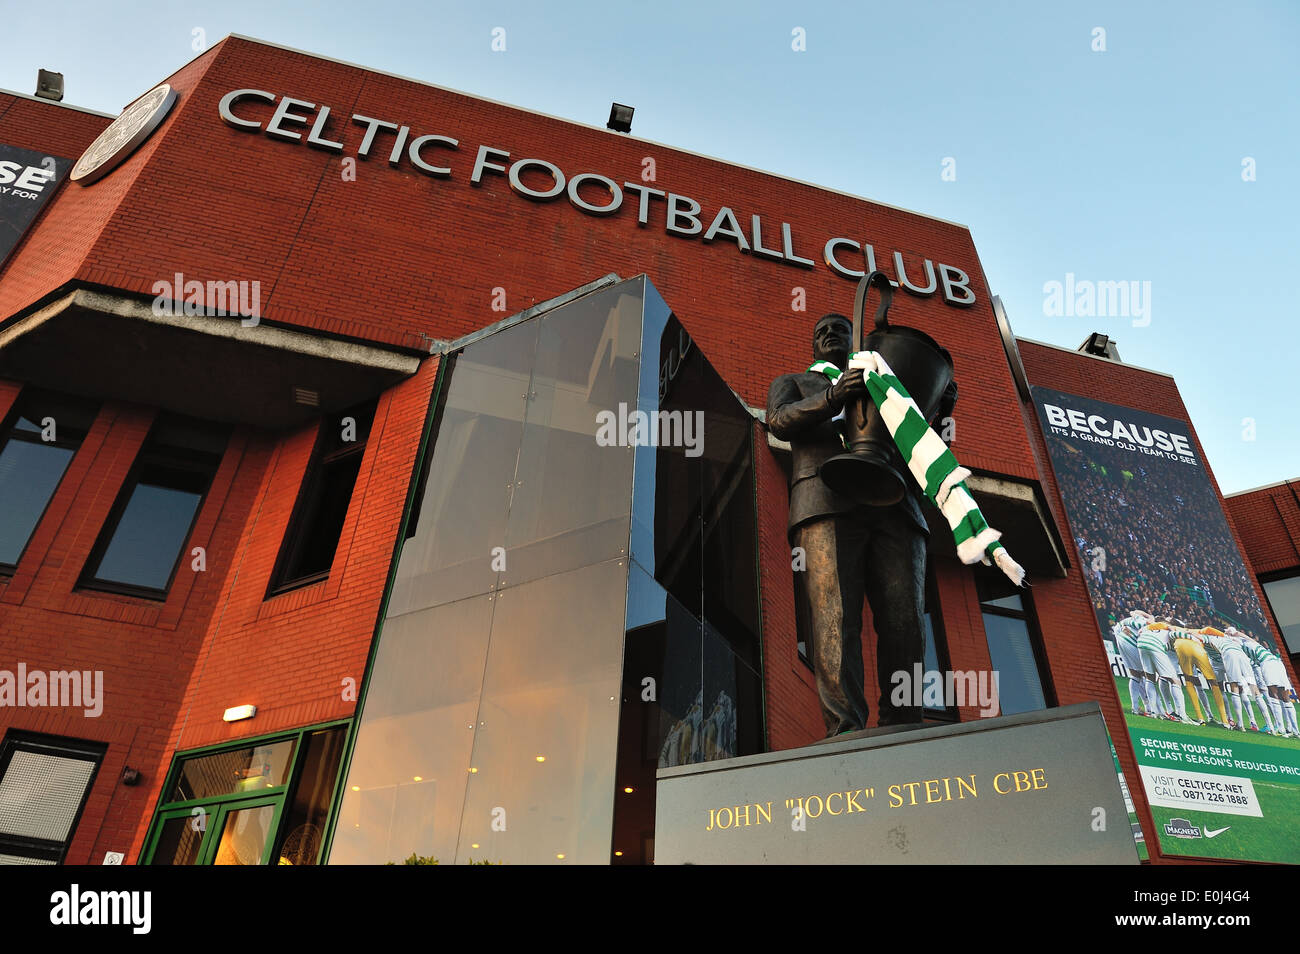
{"left": 976, "top": 570, "right": 1057, "bottom": 715}
{"left": 0, "top": 731, "right": 106, "bottom": 865}
{"left": 0, "top": 391, "right": 97, "bottom": 576}
{"left": 266, "top": 401, "right": 378, "bottom": 598}
{"left": 921, "top": 565, "right": 959, "bottom": 723}
{"left": 141, "top": 719, "right": 350, "bottom": 866}
{"left": 77, "top": 419, "right": 226, "bottom": 600}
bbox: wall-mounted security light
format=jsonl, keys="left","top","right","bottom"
{"left": 1078, "top": 332, "right": 1120, "bottom": 361}
{"left": 222, "top": 704, "right": 257, "bottom": 722}
{"left": 36, "top": 70, "right": 64, "bottom": 102}
{"left": 607, "top": 103, "right": 634, "bottom": 133}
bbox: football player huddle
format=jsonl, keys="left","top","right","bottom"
{"left": 1111, "top": 610, "right": 1299, "bottom": 739}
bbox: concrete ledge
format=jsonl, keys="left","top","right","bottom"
{"left": 0, "top": 289, "right": 420, "bottom": 429}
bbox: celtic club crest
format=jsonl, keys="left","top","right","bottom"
{"left": 71, "top": 83, "right": 178, "bottom": 186}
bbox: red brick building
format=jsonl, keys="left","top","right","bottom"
{"left": 0, "top": 35, "right": 1293, "bottom": 866}
{"left": 1227, "top": 480, "right": 1300, "bottom": 663}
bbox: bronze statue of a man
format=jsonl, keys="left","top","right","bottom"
{"left": 766, "top": 312, "right": 957, "bottom": 737}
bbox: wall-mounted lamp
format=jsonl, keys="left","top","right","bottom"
{"left": 606, "top": 103, "right": 634, "bottom": 133}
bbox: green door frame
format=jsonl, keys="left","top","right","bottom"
{"left": 141, "top": 719, "right": 350, "bottom": 865}
{"left": 205, "top": 796, "right": 285, "bottom": 866}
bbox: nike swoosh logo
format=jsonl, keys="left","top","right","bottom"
{"left": 1204, "top": 826, "right": 1231, "bottom": 838}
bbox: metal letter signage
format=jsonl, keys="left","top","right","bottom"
{"left": 71, "top": 83, "right": 178, "bottom": 186}
{"left": 214, "top": 88, "right": 980, "bottom": 306}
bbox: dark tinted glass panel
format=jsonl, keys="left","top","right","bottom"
{"left": 90, "top": 480, "right": 203, "bottom": 590}
{"left": 284, "top": 452, "right": 364, "bottom": 582}
{"left": 621, "top": 565, "right": 703, "bottom": 768}
{"left": 702, "top": 623, "right": 763, "bottom": 761}
{"left": 151, "top": 815, "right": 204, "bottom": 865}
{"left": 699, "top": 351, "right": 760, "bottom": 668}
{"left": 921, "top": 568, "right": 956, "bottom": 720}
{"left": 83, "top": 415, "right": 226, "bottom": 594}
{"left": 0, "top": 441, "right": 73, "bottom": 565}
{"left": 270, "top": 402, "right": 376, "bottom": 592}
{"left": 633, "top": 287, "right": 760, "bottom": 670}
{"left": 168, "top": 740, "right": 295, "bottom": 802}
{"left": 977, "top": 570, "right": 1024, "bottom": 612}
{"left": 923, "top": 615, "right": 941, "bottom": 676}
{"left": 273, "top": 726, "right": 346, "bottom": 865}
{"left": 0, "top": 392, "right": 96, "bottom": 568}
{"left": 613, "top": 566, "right": 701, "bottom": 865}
{"left": 982, "top": 613, "right": 1046, "bottom": 715}
{"left": 632, "top": 303, "right": 702, "bottom": 615}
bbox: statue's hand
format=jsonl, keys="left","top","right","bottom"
{"left": 827, "top": 367, "right": 868, "bottom": 411}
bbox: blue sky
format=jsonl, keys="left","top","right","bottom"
{"left": 3, "top": 0, "right": 1296, "bottom": 493}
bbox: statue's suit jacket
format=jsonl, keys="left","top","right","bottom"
{"left": 766, "top": 369, "right": 955, "bottom": 542}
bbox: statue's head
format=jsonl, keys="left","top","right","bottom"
{"left": 812, "top": 313, "right": 852, "bottom": 366}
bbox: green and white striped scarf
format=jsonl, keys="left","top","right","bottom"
{"left": 809, "top": 352, "right": 1025, "bottom": 586}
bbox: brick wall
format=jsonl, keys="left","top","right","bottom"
{"left": 1226, "top": 481, "right": 1300, "bottom": 578}
{"left": 2, "top": 36, "right": 1038, "bottom": 486}
{"left": 0, "top": 356, "right": 437, "bottom": 863}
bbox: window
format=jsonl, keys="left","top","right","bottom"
{"left": 143, "top": 723, "right": 347, "bottom": 866}
{"left": 921, "top": 567, "right": 957, "bottom": 722}
{"left": 0, "top": 390, "right": 97, "bottom": 574}
{"left": 977, "top": 567, "right": 1055, "bottom": 716}
{"left": 1262, "top": 572, "right": 1300, "bottom": 656}
{"left": 267, "top": 400, "right": 377, "bottom": 596}
{"left": 79, "top": 413, "right": 228, "bottom": 598}
{"left": 0, "top": 732, "right": 105, "bottom": 865}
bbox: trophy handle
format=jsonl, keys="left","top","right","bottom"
{"left": 851, "top": 270, "right": 894, "bottom": 353}
{"left": 850, "top": 271, "right": 893, "bottom": 429}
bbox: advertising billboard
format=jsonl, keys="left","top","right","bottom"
{"left": 0, "top": 143, "right": 71, "bottom": 271}
{"left": 1033, "top": 385, "right": 1300, "bottom": 862}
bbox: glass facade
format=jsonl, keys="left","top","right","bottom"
{"left": 331, "top": 276, "right": 762, "bottom": 864}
